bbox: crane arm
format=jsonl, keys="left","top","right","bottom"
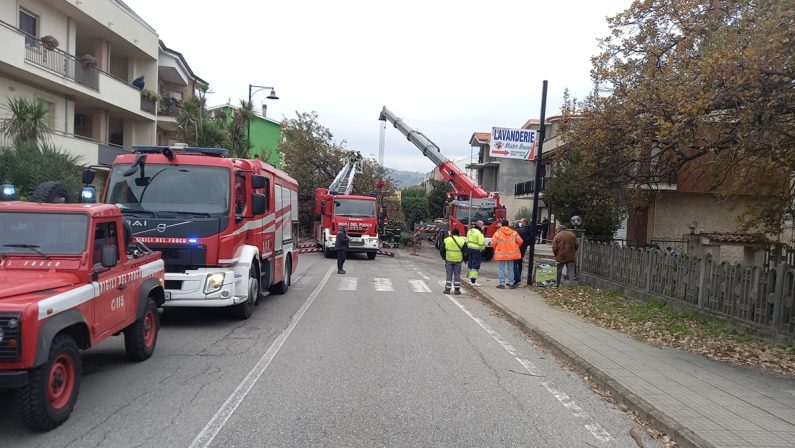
{"left": 328, "top": 152, "right": 362, "bottom": 195}
{"left": 379, "top": 106, "right": 489, "bottom": 199}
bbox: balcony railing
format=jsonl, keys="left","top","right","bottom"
{"left": 140, "top": 96, "right": 156, "bottom": 114}
{"left": 515, "top": 177, "right": 551, "bottom": 196}
{"left": 23, "top": 39, "right": 99, "bottom": 91}
{"left": 159, "top": 97, "right": 181, "bottom": 117}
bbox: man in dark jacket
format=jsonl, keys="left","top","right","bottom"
{"left": 552, "top": 225, "right": 579, "bottom": 286}
{"left": 513, "top": 218, "right": 533, "bottom": 285}
{"left": 335, "top": 226, "right": 350, "bottom": 274}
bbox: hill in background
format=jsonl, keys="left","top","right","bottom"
{"left": 386, "top": 168, "right": 424, "bottom": 188}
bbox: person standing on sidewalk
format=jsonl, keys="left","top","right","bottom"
{"left": 443, "top": 228, "right": 467, "bottom": 295}
{"left": 552, "top": 224, "right": 579, "bottom": 286}
{"left": 491, "top": 219, "right": 523, "bottom": 289}
{"left": 335, "top": 225, "right": 350, "bottom": 274}
{"left": 540, "top": 217, "right": 550, "bottom": 243}
{"left": 513, "top": 218, "right": 532, "bottom": 286}
{"left": 466, "top": 220, "right": 485, "bottom": 285}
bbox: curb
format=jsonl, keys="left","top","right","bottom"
{"left": 463, "top": 283, "right": 713, "bottom": 448}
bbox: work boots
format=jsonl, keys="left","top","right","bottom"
{"left": 338, "top": 269, "right": 346, "bottom": 274}
{"left": 443, "top": 287, "right": 451, "bottom": 294}
{"left": 453, "top": 288, "right": 461, "bottom": 295}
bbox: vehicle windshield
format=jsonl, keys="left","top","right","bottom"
{"left": 334, "top": 199, "right": 376, "bottom": 217}
{"left": 106, "top": 164, "right": 230, "bottom": 215}
{"left": 0, "top": 212, "right": 88, "bottom": 255}
{"left": 455, "top": 206, "right": 497, "bottom": 225}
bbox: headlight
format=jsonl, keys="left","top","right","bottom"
{"left": 204, "top": 273, "right": 226, "bottom": 294}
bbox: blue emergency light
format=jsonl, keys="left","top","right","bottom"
{"left": 188, "top": 238, "right": 198, "bottom": 244}
{"left": 80, "top": 185, "right": 97, "bottom": 203}
{"left": 1, "top": 183, "right": 16, "bottom": 201}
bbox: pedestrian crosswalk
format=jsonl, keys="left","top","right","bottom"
{"left": 334, "top": 277, "right": 436, "bottom": 293}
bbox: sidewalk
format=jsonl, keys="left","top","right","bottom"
{"left": 466, "top": 278, "right": 795, "bottom": 448}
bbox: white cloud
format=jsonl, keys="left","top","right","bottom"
{"left": 126, "top": 0, "right": 631, "bottom": 172}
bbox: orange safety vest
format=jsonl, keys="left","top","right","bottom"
{"left": 492, "top": 227, "right": 522, "bottom": 260}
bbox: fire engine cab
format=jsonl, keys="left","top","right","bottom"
{"left": 102, "top": 146, "right": 299, "bottom": 319}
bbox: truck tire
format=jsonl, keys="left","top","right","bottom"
{"left": 269, "top": 255, "right": 291, "bottom": 294}
{"left": 484, "top": 247, "right": 494, "bottom": 261}
{"left": 323, "top": 246, "right": 333, "bottom": 258}
{"left": 31, "top": 181, "right": 70, "bottom": 203}
{"left": 17, "top": 333, "right": 82, "bottom": 431}
{"left": 124, "top": 297, "right": 159, "bottom": 362}
{"left": 232, "top": 266, "right": 258, "bottom": 319}
{"left": 367, "top": 252, "right": 376, "bottom": 260}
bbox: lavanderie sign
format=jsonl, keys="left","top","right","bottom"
{"left": 489, "top": 127, "right": 537, "bottom": 160}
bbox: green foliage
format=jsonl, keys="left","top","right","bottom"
{"left": 427, "top": 179, "right": 451, "bottom": 219}
{"left": 513, "top": 206, "right": 532, "bottom": 222}
{"left": 0, "top": 142, "right": 82, "bottom": 200}
{"left": 0, "top": 97, "right": 50, "bottom": 145}
{"left": 401, "top": 186, "right": 429, "bottom": 227}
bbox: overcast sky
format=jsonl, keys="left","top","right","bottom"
{"left": 124, "top": 0, "right": 631, "bottom": 173}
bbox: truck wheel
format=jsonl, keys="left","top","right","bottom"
{"left": 232, "top": 266, "right": 258, "bottom": 319}
{"left": 269, "top": 256, "right": 291, "bottom": 294}
{"left": 484, "top": 247, "right": 494, "bottom": 261}
{"left": 31, "top": 181, "right": 70, "bottom": 203}
{"left": 323, "top": 247, "right": 333, "bottom": 258}
{"left": 367, "top": 252, "right": 376, "bottom": 260}
{"left": 124, "top": 297, "right": 159, "bottom": 362}
{"left": 17, "top": 334, "right": 82, "bottom": 431}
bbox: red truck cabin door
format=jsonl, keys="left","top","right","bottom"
{"left": 91, "top": 220, "right": 130, "bottom": 336}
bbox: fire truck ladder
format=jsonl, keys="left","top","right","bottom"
{"left": 328, "top": 159, "right": 360, "bottom": 195}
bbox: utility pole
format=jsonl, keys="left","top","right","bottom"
{"left": 526, "top": 80, "right": 548, "bottom": 286}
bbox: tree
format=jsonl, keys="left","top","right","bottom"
{"left": 401, "top": 186, "right": 429, "bottom": 228}
{"left": 513, "top": 206, "right": 532, "bottom": 222}
{"left": 568, "top": 0, "right": 795, "bottom": 233}
{"left": 227, "top": 100, "right": 254, "bottom": 158}
{"left": 427, "top": 179, "right": 452, "bottom": 219}
{"left": 0, "top": 97, "right": 50, "bottom": 145}
{"left": 0, "top": 141, "right": 82, "bottom": 200}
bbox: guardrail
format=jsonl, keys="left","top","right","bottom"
{"left": 24, "top": 39, "right": 99, "bottom": 91}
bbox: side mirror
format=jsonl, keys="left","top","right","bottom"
{"left": 101, "top": 245, "right": 118, "bottom": 268}
{"left": 251, "top": 175, "right": 266, "bottom": 189}
{"left": 82, "top": 169, "right": 96, "bottom": 185}
{"left": 251, "top": 193, "right": 266, "bottom": 215}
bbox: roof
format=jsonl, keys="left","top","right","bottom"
{"left": 469, "top": 132, "right": 490, "bottom": 145}
{"left": 159, "top": 40, "right": 207, "bottom": 85}
{"left": 0, "top": 201, "right": 121, "bottom": 217}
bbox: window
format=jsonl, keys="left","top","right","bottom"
{"left": 93, "top": 221, "right": 118, "bottom": 266}
{"left": 44, "top": 100, "right": 56, "bottom": 129}
{"left": 19, "top": 9, "right": 37, "bottom": 44}
{"left": 234, "top": 173, "right": 246, "bottom": 215}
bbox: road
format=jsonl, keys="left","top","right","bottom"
{"left": 0, "top": 249, "right": 658, "bottom": 447}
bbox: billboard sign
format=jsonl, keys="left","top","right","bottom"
{"left": 489, "top": 127, "right": 537, "bottom": 160}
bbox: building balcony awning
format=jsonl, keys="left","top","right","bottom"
{"left": 465, "top": 161, "right": 500, "bottom": 170}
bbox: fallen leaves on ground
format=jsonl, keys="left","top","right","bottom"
{"left": 537, "top": 285, "right": 795, "bottom": 376}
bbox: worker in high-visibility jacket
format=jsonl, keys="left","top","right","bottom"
{"left": 443, "top": 228, "right": 468, "bottom": 295}
{"left": 490, "top": 219, "right": 523, "bottom": 289}
{"left": 466, "top": 220, "right": 486, "bottom": 286}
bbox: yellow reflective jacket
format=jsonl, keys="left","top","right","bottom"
{"left": 444, "top": 235, "right": 467, "bottom": 262}
{"left": 466, "top": 228, "right": 485, "bottom": 251}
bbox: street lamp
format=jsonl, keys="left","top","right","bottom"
{"left": 247, "top": 84, "right": 279, "bottom": 154}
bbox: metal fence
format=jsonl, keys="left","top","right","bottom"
{"left": 24, "top": 40, "right": 99, "bottom": 90}
{"left": 580, "top": 240, "right": 795, "bottom": 338}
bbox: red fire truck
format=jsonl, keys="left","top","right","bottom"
{"left": 102, "top": 146, "right": 299, "bottom": 319}
{"left": 313, "top": 152, "right": 380, "bottom": 259}
{"left": 379, "top": 107, "right": 505, "bottom": 260}
{"left": 0, "top": 192, "right": 165, "bottom": 431}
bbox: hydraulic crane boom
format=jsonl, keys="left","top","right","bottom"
{"left": 328, "top": 159, "right": 359, "bottom": 195}
{"left": 378, "top": 106, "right": 489, "bottom": 199}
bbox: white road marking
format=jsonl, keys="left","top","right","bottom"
{"left": 338, "top": 277, "right": 358, "bottom": 291}
{"left": 444, "top": 294, "right": 614, "bottom": 443}
{"left": 408, "top": 279, "right": 432, "bottom": 293}
{"left": 189, "top": 265, "right": 335, "bottom": 448}
{"left": 373, "top": 278, "right": 393, "bottom": 292}
{"left": 415, "top": 271, "right": 430, "bottom": 280}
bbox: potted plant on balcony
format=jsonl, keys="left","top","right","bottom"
{"left": 141, "top": 89, "right": 161, "bottom": 103}
{"left": 79, "top": 54, "right": 97, "bottom": 69}
{"left": 40, "top": 35, "right": 59, "bottom": 50}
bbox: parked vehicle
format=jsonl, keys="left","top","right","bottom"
{"left": 0, "top": 192, "right": 165, "bottom": 431}
{"left": 101, "top": 145, "right": 299, "bottom": 319}
{"left": 379, "top": 107, "right": 505, "bottom": 260}
{"left": 313, "top": 151, "right": 380, "bottom": 259}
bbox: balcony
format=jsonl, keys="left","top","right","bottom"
{"left": 140, "top": 96, "right": 156, "bottom": 114}
{"left": 159, "top": 97, "right": 181, "bottom": 117}
{"left": 23, "top": 39, "right": 99, "bottom": 90}
{"left": 515, "top": 177, "right": 551, "bottom": 197}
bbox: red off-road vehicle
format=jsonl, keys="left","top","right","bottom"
{"left": 0, "top": 198, "right": 165, "bottom": 431}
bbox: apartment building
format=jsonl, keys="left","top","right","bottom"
{"left": 156, "top": 40, "right": 204, "bottom": 147}
{"left": 0, "top": 0, "right": 159, "bottom": 166}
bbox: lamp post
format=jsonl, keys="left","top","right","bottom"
{"left": 247, "top": 84, "right": 279, "bottom": 155}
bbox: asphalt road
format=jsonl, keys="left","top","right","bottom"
{"left": 0, "top": 248, "right": 658, "bottom": 448}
